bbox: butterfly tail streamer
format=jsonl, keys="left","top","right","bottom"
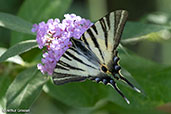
{"left": 109, "top": 79, "right": 130, "bottom": 104}
{"left": 118, "top": 73, "right": 141, "bottom": 93}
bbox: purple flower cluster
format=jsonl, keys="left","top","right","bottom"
{"left": 32, "top": 14, "right": 93, "bottom": 75}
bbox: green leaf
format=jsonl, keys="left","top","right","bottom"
{"left": 92, "top": 101, "right": 167, "bottom": 114}
{"left": 0, "top": 12, "right": 34, "bottom": 35}
{"left": 18, "top": 0, "right": 72, "bottom": 22}
{"left": 121, "top": 21, "right": 171, "bottom": 45}
{"left": 0, "top": 71, "right": 12, "bottom": 113}
{"left": 43, "top": 80, "right": 108, "bottom": 107}
{"left": 0, "top": 74, "right": 12, "bottom": 100}
{"left": 0, "top": 40, "right": 37, "bottom": 63}
{"left": 5, "top": 66, "right": 48, "bottom": 109}
{"left": 11, "top": 0, "right": 72, "bottom": 45}
{"left": 0, "top": 73, "right": 11, "bottom": 114}
{"left": 0, "top": 47, "right": 26, "bottom": 66}
{"left": 121, "top": 30, "right": 171, "bottom": 45}
{"left": 0, "top": 0, "right": 21, "bottom": 14}
{"left": 30, "top": 93, "right": 70, "bottom": 114}
{"left": 123, "top": 21, "right": 169, "bottom": 39}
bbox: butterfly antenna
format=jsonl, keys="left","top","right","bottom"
{"left": 109, "top": 79, "right": 130, "bottom": 104}
{"left": 118, "top": 74, "right": 141, "bottom": 93}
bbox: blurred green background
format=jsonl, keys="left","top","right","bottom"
{"left": 0, "top": 0, "right": 171, "bottom": 114}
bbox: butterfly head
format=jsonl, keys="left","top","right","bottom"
{"left": 100, "top": 64, "right": 111, "bottom": 74}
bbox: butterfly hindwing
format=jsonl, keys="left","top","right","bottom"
{"left": 53, "top": 73, "right": 87, "bottom": 85}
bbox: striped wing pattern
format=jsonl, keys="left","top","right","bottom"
{"left": 81, "top": 10, "right": 128, "bottom": 64}
{"left": 53, "top": 10, "right": 128, "bottom": 84}
{"left": 53, "top": 43, "right": 102, "bottom": 85}
{"left": 52, "top": 10, "right": 140, "bottom": 104}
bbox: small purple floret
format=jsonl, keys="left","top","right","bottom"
{"left": 32, "top": 14, "right": 92, "bottom": 75}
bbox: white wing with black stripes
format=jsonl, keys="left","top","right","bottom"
{"left": 81, "top": 10, "right": 128, "bottom": 64}
{"left": 53, "top": 42, "right": 102, "bottom": 85}
{"left": 52, "top": 10, "right": 141, "bottom": 104}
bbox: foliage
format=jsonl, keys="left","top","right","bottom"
{"left": 0, "top": 0, "right": 171, "bottom": 114}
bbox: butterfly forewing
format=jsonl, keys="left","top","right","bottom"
{"left": 80, "top": 10, "right": 128, "bottom": 65}
{"left": 53, "top": 41, "right": 102, "bottom": 85}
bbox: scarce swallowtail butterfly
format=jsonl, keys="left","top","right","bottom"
{"left": 52, "top": 10, "right": 141, "bottom": 104}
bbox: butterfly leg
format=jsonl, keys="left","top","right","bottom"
{"left": 91, "top": 76, "right": 130, "bottom": 104}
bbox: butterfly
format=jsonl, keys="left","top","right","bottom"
{"left": 52, "top": 10, "right": 141, "bottom": 104}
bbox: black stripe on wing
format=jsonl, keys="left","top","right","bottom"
{"left": 58, "top": 60, "right": 85, "bottom": 71}
{"left": 113, "top": 10, "right": 128, "bottom": 50}
{"left": 106, "top": 13, "right": 111, "bottom": 30}
{"left": 82, "top": 34, "right": 92, "bottom": 51}
{"left": 53, "top": 73, "right": 88, "bottom": 85}
{"left": 80, "top": 11, "right": 113, "bottom": 64}
{"left": 91, "top": 24, "right": 98, "bottom": 35}
{"left": 62, "top": 53, "right": 72, "bottom": 61}
{"left": 99, "top": 17, "right": 108, "bottom": 48}
{"left": 55, "top": 64, "right": 69, "bottom": 71}
{"left": 86, "top": 29, "right": 105, "bottom": 61}
{"left": 71, "top": 38, "right": 100, "bottom": 67}
{"left": 65, "top": 49, "right": 97, "bottom": 69}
